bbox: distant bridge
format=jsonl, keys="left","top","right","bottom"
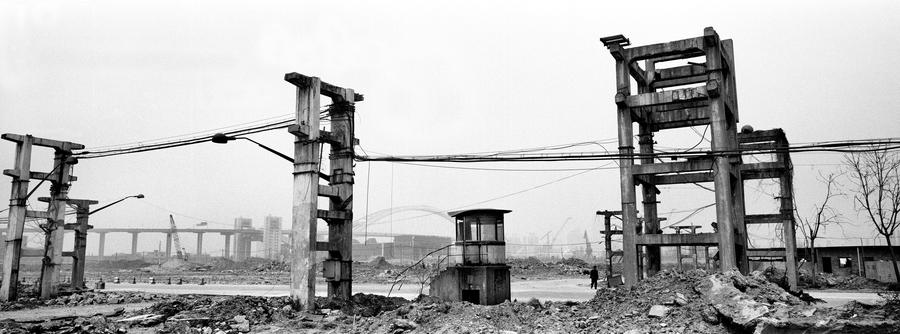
{"left": 4, "top": 225, "right": 446, "bottom": 261}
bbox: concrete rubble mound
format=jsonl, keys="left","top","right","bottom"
{"left": 0, "top": 290, "right": 162, "bottom": 312}
{"left": 508, "top": 257, "right": 590, "bottom": 279}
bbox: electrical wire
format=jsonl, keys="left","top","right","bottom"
{"left": 357, "top": 139, "right": 900, "bottom": 163}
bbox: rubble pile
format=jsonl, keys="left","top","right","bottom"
{"left": 0, "top": 291, "right": 161, "bottom": 311}
{"left": 353, "top": 259, "right": 402, "bottom": 284}
{"left": 322, "top": 270, "right": 900, "bottom": 333}
{"left": 767, "top": 266, "right": 889, "bottom": 290}
{"left": 252, "top": 260, "right": 289, "bottom": 272}
{"left": 508, "top": 257, "right": 591, "bottom": 279}
{"left": 0, "top": 309, "right": 125, "bottom": 334}
{"left": 813, "top": 273, "right": 886, "bottom": 290}
{"left": 317, "top": 293, "right": 409, "bottom": 317}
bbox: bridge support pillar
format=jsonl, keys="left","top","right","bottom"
{"left": 131, "top": 232, "right": 138, "bottom": 255}
{"left": 196, "top": 232, "right": 203, "bottom": 257}
{"left": 97, "top": 232, "right": 106, "bottom": 262}
{"left": 223, "top": 233, "right": 232, "bottom": 259}
{"left": 165, "top": 233, "right": 172, "bottom": 258}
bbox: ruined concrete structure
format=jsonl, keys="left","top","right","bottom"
{"left": 1, "top": 134, "right": 86, "bottom": 300}
{"left": 601, "top": 27, "right": 799, "bottom": 290}
{"left": 286, "top": 73, "right": 362, "bottom": 309}
{"left": 430, "top": 209, "right": 511, "bottom": 305}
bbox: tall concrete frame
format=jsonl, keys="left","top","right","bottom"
{"left": 739, "top": 129, "right": 799, "bottom": 290}
{"left": 602, "top": 27, "right": 746, "bottom": 286}
{"left": 1, "top": 134, "right": 83, "bottom": 301}
{"left": 285, "top": 72, "right": 362, "bottom": 310}
{"left": 601, "top": 28, "right": 798, "bottom": 290}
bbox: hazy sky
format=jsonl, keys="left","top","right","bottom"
{"left": 2, "top": 1, "right": 899, "bottom": 256}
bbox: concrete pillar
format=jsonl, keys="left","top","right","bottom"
{"left": 196, "top": 233, "right": 203, "bottom": 257}
{"left": 97, "top": 232, "right": 107, "bottom": 261}
{"left": 71, "top": 214, "right": 88, "bottom": 288}
{"left": 40, "top": 151, "right": 74, "bottom": 299}
{"left": 131, "top": 233, "right": 139, "bottom": 255}
{"left": 235, "top": 232, "right": 243, "bottom": 261}
{"left": 0, "top": 231, "right": 5, "bottom": 269}
{"left": 326, "top": 100, "right": 355, "bottom": 300}
{"left": 165, "top": 233, "right": 172, "bottom": 258}
{"left": 223, "top": 234, "right": 232, "bottom": 259}
{"left": 613, "top": 51, "right": 639, "bottom": 286}
{"left": 288, "top": 73, "right": 323, "bottom": 310}
{"left": 704, "top": 29, "right": 738, "bottom": 272}
{"left": 638, "top": 113, "right": 660, "bottom": 276}
{"left": 779, "top": 150, "right": 799, "bottom": 291}
{"left": 0, "top": 136, "right": 32, "bottom": 302}
{"left": 69, "top": 200, "right": 97, "bottom": 289}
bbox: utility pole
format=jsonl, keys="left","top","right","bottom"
{"left": 285, "top": 72, "right": 363, "bottom": 310}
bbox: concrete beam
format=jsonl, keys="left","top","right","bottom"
{"left": 634, "top": 233, "right": 719, "bottom": 246}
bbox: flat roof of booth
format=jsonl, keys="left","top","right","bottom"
{"left": 447, "top": 208, "right": 512, "bottom": 218}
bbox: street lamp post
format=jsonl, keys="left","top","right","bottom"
{"left": 89, "top": 194, "right": 145, "bottom": 215}
{"left": 211, "top": 133, "right": 330, "bottom": 181}
{"left": 211, "top": 133, "right": 294, "bottom": 163}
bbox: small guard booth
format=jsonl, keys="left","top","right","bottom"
{"left": 429, "top": 209, "right": 511, "bottom": 305}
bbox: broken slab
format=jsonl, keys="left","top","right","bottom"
{"left": 647, "top": 305, "right": 671, "bottom": 318}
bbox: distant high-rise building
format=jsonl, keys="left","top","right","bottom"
{"left": 263, "top": 215, "right": 283, "bottom": 260}
{"left": 233, "top": 217, "right": 253, "bottom": 261}
{"left": 234, "top": 217, "right": 253, "bottom": 230}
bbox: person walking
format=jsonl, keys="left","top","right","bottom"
{"left": 589, "top": 265, "right": 599, "bottom": 289}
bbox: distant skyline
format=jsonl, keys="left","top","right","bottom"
{"left": 2, "top": 1, "right": 899, "bottom": 256}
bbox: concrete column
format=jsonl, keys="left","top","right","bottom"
{"left": 234, "top": 232, "right": 243, "bottom": 261}
{"left": 97, "top": 232, "right": 107, "bottom": 261}
{"left": 638, "top": 109, "right": 660, "bottom": 276}
{"left": 289, "top": 74, "right": 322, "bottom": 310}
{"left": 72, "top": 210, "right": 90, "bottom": 288}
{"left": 70, "top": 200, "right": 96, "bottom": 289}
{"left": 0, "top": 136, "right": 31, "bottom": 301}
{"left": 326, "top": 100, "right": 356, "bottom": 300}
{"left": 40, "top": 151, "right": 74, "bottom": 299}
{"left": 704, "top": 29, "right": 738, "bottom": 272}
{"left": 0, "top": 231, "right": 5, "bottom": 269}
{"left": 165, "top": 233, "right": 172, "bottom": 258}
{"left": 223, "top": 234, "right": 232, "bottom": 259}
{"left": 779, "top": 151, "right": 799, "bottom": 291}
{"left": 676, "top": 245, "right": 684, "bottom": 271}
{"left": 131, "top": 233, "right": 139, "bottom": 255}
{"left": 613, "top": 52, "right": 639, "bottom": 286}
{"left": 196, "top": 233, "right": 203, "bottom": 257}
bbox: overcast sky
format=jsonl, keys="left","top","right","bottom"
{"left": 2, "top": 1, "right": 899, "bottom": 257}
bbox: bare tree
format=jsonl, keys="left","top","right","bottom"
{"left": 795, "top": 172, "right": 845, "bottom": 285}
{"left": 844, "top": 148, "right": 900, "bottom": 282}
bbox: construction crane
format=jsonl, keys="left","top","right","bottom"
{"left": 550, "top": 217, "right": 573, "bottom": 246}
{"left": 168, "top": 214, "right": 187, "bottom": 261}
